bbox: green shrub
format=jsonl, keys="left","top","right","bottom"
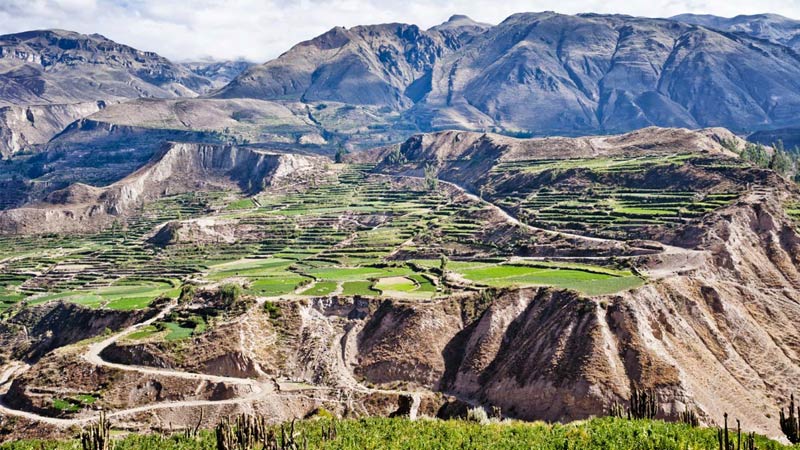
{"left": 263, "top": 301, "right": 281, "bottom": 320}
{"left": 219, "top": 284, "right": 241, "bottom": 302}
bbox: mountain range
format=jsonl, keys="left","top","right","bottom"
{"left": 217, "top": 12, "right": 800, "bottom": 136}
{"left": 2, "top": 12, "right": 800, "bottom": 148}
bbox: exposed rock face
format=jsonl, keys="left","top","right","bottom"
{"left": 219, "top": 12, "right": 800, "bottom": 135}
{"left": 0, "top": 101, "right": 105, "bottom": 157}
{"left": 343, "top": 189, "right": 800, "bottom": 438}
{"left": 0, "top": 29, "right": 210, "bottom": 105}
{"left": 376, "top": 127, "right": 743, "bottom": 194}
{"left": 0, "top": 301, "right": 152, "bottom": 362}
{"left": 419, "top": 12, "right": 800, "bottom": 134}
{"left": 0, "top": 142, "right": 329, "bottom": 233}
{"left": 103, "top": 142, "right": 327, "bottom": 213}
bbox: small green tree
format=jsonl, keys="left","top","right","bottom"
{"left": 178, "top": 284, "right": 196, "bottom": 303}
{"left": 741, "top": 142, "right": 770, "bottom": 168}
{"left": 335, "top": 144, "right": 349, "bottom": 163}
{"left": 219, "top": 284, "right": 241, "bottom": 303}
{"left": 770, "top": 143, "right": 794, "bottom": 177}
{"left": 386, "top": 146, "right": 407, "bottom": 165}
{"left": 424, "top": 163, "right": 439, "bottom": 191}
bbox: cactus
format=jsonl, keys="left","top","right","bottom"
{"left": 607, "top": 401, "right": 626, "bottom": 419}
{"left": 80, "top": 411, "right": 111, "bottom": 450}
{"left": 743, "top": 432, "right": 758, "bottom": 450}
{"left": 215, "top": 417, "right": 236, "bottom": 450}
{"left": 216, "top": 414, "right": 308, "bottom": 450}
{"left": 321, "top": 419, "right": 337, "bottom": 441}
{"left": 184, "top": 408, "right": 204, "bottom": 440}
{"left": 629, "top": 388, "right": 657, "bottom": 420}
{"left": 780, "top": 394, "right": 799, "bottom": 444}
{"left": 717, "top": 414, "right": 758, "bottom": 450}
{"left": 680, "top": 408, "right": 699, "bottom": 427}
{"left": 717, "top": 413, "right": 732, "bottom": 450}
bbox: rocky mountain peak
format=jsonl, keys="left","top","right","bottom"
{"left": 0, "top": 28, "right": 214, "bottom": 105}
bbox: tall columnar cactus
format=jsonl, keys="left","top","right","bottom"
{"left": 717, "top": 413, "right": 732, "bottom": 450}
{"left": 215, "top": 414, "right": 309, "bottom": 450}
{"left": 680, "top": 409, "right": 699, "bottom": 427}
{"left": 717, "top": 414, "right": 759, "bottom": 450}
{"left": 80, "top": 411, "right": 111, "bottom": 450}
{"left": 215, "top": 417, "right": 236, "bottom": 450}
{"left": 607, "top": 401, "right": 626, "bottom": 419}
{"left": 629, "top": 388, "right": 658, "bottom": 420}
{"left": 779, "top": 394, "right": 799, "bottom": 444}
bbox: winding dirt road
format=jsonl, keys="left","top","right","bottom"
{"left": 0, "top": 300, "right": 276, "bottom": 427}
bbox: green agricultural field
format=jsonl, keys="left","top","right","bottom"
{"left": 455, "top": 262, "right": 643, "bottom": 296}
{"left": 341, "top": 280, "right": 380, "bottom": 296}
{"left": 26, "top": 280, "right": 178, "bottom": 310}
{"left": 125, "top": 325, "right": 159, "bottom": 341}
{"left": 225, "top": 198, "right": 257, "bottom": 210}
{"left": 248, "top": 275, "right": 309, "bottom": 296}
{"left": 0, "top": 164, "right": 677, "bottom": 311}
{"left": 374, "top": 276, "right": 435, "bottom": 299}
{"left": 4, "top": 417, "right": 795, "bottom": 450}
{"left": 207, "top": 258, "right": 294, "bottom": 280}
{"left": 162, "top": 322, "right": 193, "bottom": 341}
{"left": 299, "top": 281, "right": 339, "bottom": 296}
{"left": 492, "top": 153, "right": 696, "bottom": 175}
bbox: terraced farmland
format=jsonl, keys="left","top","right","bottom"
{"left": 488, "top": 154, "right": 740, "bottom": 238}
{"left": 506, "top": 188, "right": 737, "bottom": 238}
{"left": 0, "top": 163, "right": 657, "bottom": 312}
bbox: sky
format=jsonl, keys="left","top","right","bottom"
{"left": 0, "top": 0, "right": 798, "bottom": 62}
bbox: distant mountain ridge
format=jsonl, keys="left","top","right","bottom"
{"left": 671, "top": 13, "right": 800, "bottom": 49}
{"left": 214, "top": 15, "right": 491, "bottom": 108}
{"left": 0, "top": 29, "right": 213, "bottom": 105}
{"left": 182, "top": 60, "right": 254, "bottom": 89}
{"left": 216, "top": 12, "right": 800, "bottom": 136}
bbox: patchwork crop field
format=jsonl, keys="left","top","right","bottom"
{"left": 0, "top": 159, "right": 747, "bottom": 314}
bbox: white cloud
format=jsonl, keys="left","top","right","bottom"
{"left": 0, "top": 0, "right": 797, "bottom": 62}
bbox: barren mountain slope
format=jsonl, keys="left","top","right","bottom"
{"left": 417, "top": 12, "right": 800, "bottom": 134}
{"left": 0, "top": 30, "right": 210, "bottom": 105}
{"left": 217, "top": 12, "right": 800, "bottom": 136}
{"left": 214, "top": 15, "right": 490, "bottom": 107}
{"left": 672, "top": 13, "right": 800, "bottom": 49}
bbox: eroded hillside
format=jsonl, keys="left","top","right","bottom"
{"left": 0, "top": 127, "right": 797, "bottom": 443}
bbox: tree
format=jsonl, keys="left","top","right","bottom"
{"left": 335, "top": 144, "right": 349, "bottom": 163}
{"left": 770, "top": 147, "right": 793, "bottom": 177}
{"left": 424, "top": 163, "right": 439, "bottom": 191}
{"left": 386, "top": 147, "right": 407, "bottom": 165}
{"left": 439, "top": 254, "right": 449, "bottom": 273}
{"left": 741, "top": 142, "right": 770, "bottom": 168}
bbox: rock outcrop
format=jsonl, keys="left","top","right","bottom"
{"left": 0, "top": 142, "right": 329, "bottom": 233}
{"left": 0, "top": 101, "right": 105, "bottom": 158}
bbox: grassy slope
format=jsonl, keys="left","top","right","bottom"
{"left": 2, "top": 418, "right": 796, "bottom": 450}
